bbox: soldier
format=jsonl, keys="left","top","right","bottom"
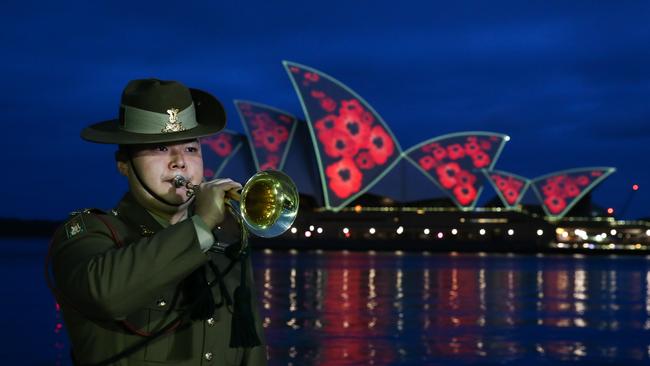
{"left": 47, "top": 79, "right": 267, "bottom": 365}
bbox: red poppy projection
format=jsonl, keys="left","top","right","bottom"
{"left": 199, "top": 130, "right": 244, "bottom": 179}
{"left": 483, "top": 170, "right": 531, "bottom": 209}
{"left": 284, "top": 61, "right": 402, "bottom": 210}
{"left": 235, "top": 101, "right": 298, "bottom": 171}
{"left": 404, "top": 132, "right": 508, "bottom": 210}
{"left": 531, "top": 167, "right": 615, "bottom": 220}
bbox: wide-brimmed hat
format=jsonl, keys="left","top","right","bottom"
{"left": 81, "top": 78, "right": 226, "bottom": 144}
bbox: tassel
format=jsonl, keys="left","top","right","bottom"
{"left": 229, "top": 252, "right": 261, "bottom": 348}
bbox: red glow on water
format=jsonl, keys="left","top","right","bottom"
{"left": 633, "top": 184, "right": 639, "bottom": 191}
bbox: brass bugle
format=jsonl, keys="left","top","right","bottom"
{"left": 172, "top": 171, "right": 299, "bottom": 238}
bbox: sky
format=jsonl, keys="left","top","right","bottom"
{"left": 2, "top": 0, "right": 649, "bottom": 220}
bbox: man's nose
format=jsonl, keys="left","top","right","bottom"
{"left": 169, "top": 151, "right": 186, "bottom": 170}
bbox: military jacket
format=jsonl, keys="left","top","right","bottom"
{"left": 49, "top": 193, "right": 267, "bottom": 365}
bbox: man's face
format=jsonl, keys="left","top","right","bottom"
{"left": 118, "top": 139, "right": 204, "bottom": 210}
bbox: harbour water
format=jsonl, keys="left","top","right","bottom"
{"left": 4, "top": 238, "right": 650, "bottom": 365}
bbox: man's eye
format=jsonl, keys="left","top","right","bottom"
{"left": 156, "top": 146, "right": 168, "bottom": 152}
{"left": 187, "top": 146, "right": 198, "bottom": 153}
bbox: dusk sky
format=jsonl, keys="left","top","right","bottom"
{"left": 3, "top": 1, "right": 649, "bottom": 220}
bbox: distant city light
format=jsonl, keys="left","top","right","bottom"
{"left": 633, "top": 184, "right": 639, "bottom": 191}
{"left": 343, "top": 227, "right": 350, "bottom": 234}
{"left": 537, "top": 229, "right": 544, "bottom": 236}
{"left": 396, "top": 226, "right": 404, "bottom": 235}
{"left": 437, "top": 232, "right": 444, "bottom": 239}
{"left": 309, "top": 225, "right": 315, "bottom": 231}
{"left": 369, "top": 227, "right": 376, "bottom": 234}
{"left": 607, "top": 207, "right": 614, "bottom": 215}
{"left": 574, "top": 229, "right": 588, "bottom": 240}
{"left": 304, "top": 231, "right": 312, "bottom": 238}
{"left": 610, "top": 229, "right": 617, "bottom": 236}
{"left": 646, "top": 229, "right": 650, "bottom": 237}
{"left": 290, "top": 227, "right": 297, "bottom": 234}
{"left": 354, "top": 205, "right": 362, "bottom": 213}
{"left": 507, "top": 229, "right": 514, "bottom": 236}
{"left": 504, "top": 136, "right": 511, "bottom": 141}
{"left": 561, "top": 231, "right": 569, "bottom": 238}
{"left": 317, "top": 227, "right": 323, "bottom": 234}
{"left": 479, "top": 229, "right": 486, "bottom": 235}
{"left": 451, "top": 228, "right": 458, "bottom": 235}
{"left": 423, "top": 228, "right": 430, "bottom": 235}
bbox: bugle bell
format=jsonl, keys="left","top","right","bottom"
{"left": 173, "top": 170, "right": 299, "bottom": 238}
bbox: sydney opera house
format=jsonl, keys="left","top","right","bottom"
{"left": 200, "top": 61, "right": 649, "bottom": 253}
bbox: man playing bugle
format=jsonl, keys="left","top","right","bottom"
{"left": 47, "top": 79, "right": 267, "bottom": 365}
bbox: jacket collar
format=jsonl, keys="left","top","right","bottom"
{"left": 114, "top": 192, "right": 167, "bottom": 235}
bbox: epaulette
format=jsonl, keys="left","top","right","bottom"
{"left": 68, "top": 208, "right": 106, "bottom": 218}
{"left": 65, "top": 208, "right": 106, "bottom": 239}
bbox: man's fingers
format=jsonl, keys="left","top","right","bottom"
{"left": 203, "top": 179, "right": 242, "bottom": 189}
{"left": 226, "top": 190, "right": 241, "bottom": 201}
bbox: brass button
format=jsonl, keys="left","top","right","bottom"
{"left": 204, "top": 352, "right": 213, "bottom": 361}
{"left": 156, "top": 298, "right": 167, "bottom": 308}
{"left": 206, "top": 317, "right": 215, "bottom": 326}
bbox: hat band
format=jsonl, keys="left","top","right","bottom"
{"left": 121, "top": 103, "right": 198, "bottom": 134}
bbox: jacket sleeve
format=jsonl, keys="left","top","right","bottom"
{"left": 50, "top": 213, "right": 209, "bottom": 321}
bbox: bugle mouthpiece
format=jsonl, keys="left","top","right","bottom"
{"left": 172, "top": 175, "right": 187, "bottom": 188}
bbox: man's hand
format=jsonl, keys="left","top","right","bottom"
{"left": 193, "top": 178, "right": 242, "bottom": 229}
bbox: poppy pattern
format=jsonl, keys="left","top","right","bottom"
{"left": 236, "top": 101, "right": 296, "bottom": 171}
{"left": 533, "top": 169, "right": 611, "bottom": 217}
{"left": 200, "top": 131, "right": 243, "bottom": 179}
{"left": 408, "top": 134, "right": 506, "bottom": 209}
{"left": 287, "top": 63, "right": 400, "bottom": 206}
{"left": 487, "top": 171, "right": 529, "bottom": 207}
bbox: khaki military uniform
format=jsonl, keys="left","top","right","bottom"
{"left": 49, "top": 193, "right": 267, "bottom": 365}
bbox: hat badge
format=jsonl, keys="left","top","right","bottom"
{"left": 162, "top": 108, "right": 186, "bottom": 133}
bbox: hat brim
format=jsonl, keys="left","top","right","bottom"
{"left": 81, "top": 88, "right": 226, "bottom": 144}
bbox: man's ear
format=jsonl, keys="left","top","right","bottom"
{"left": 117, "top": 160, "right": 129, "bottom": 177}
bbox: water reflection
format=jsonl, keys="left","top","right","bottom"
{"left": 10, "top": 238, "right": 650, "bottom": 365}
{"left": 254, "top": 250, "right": 650, "bottom": 365}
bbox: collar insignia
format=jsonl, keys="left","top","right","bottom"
{"left": 140, "top": 225, "right": 155, "bottom": 237}
{"left": 162, "top": 108, "right": 186, "bottom": 133}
